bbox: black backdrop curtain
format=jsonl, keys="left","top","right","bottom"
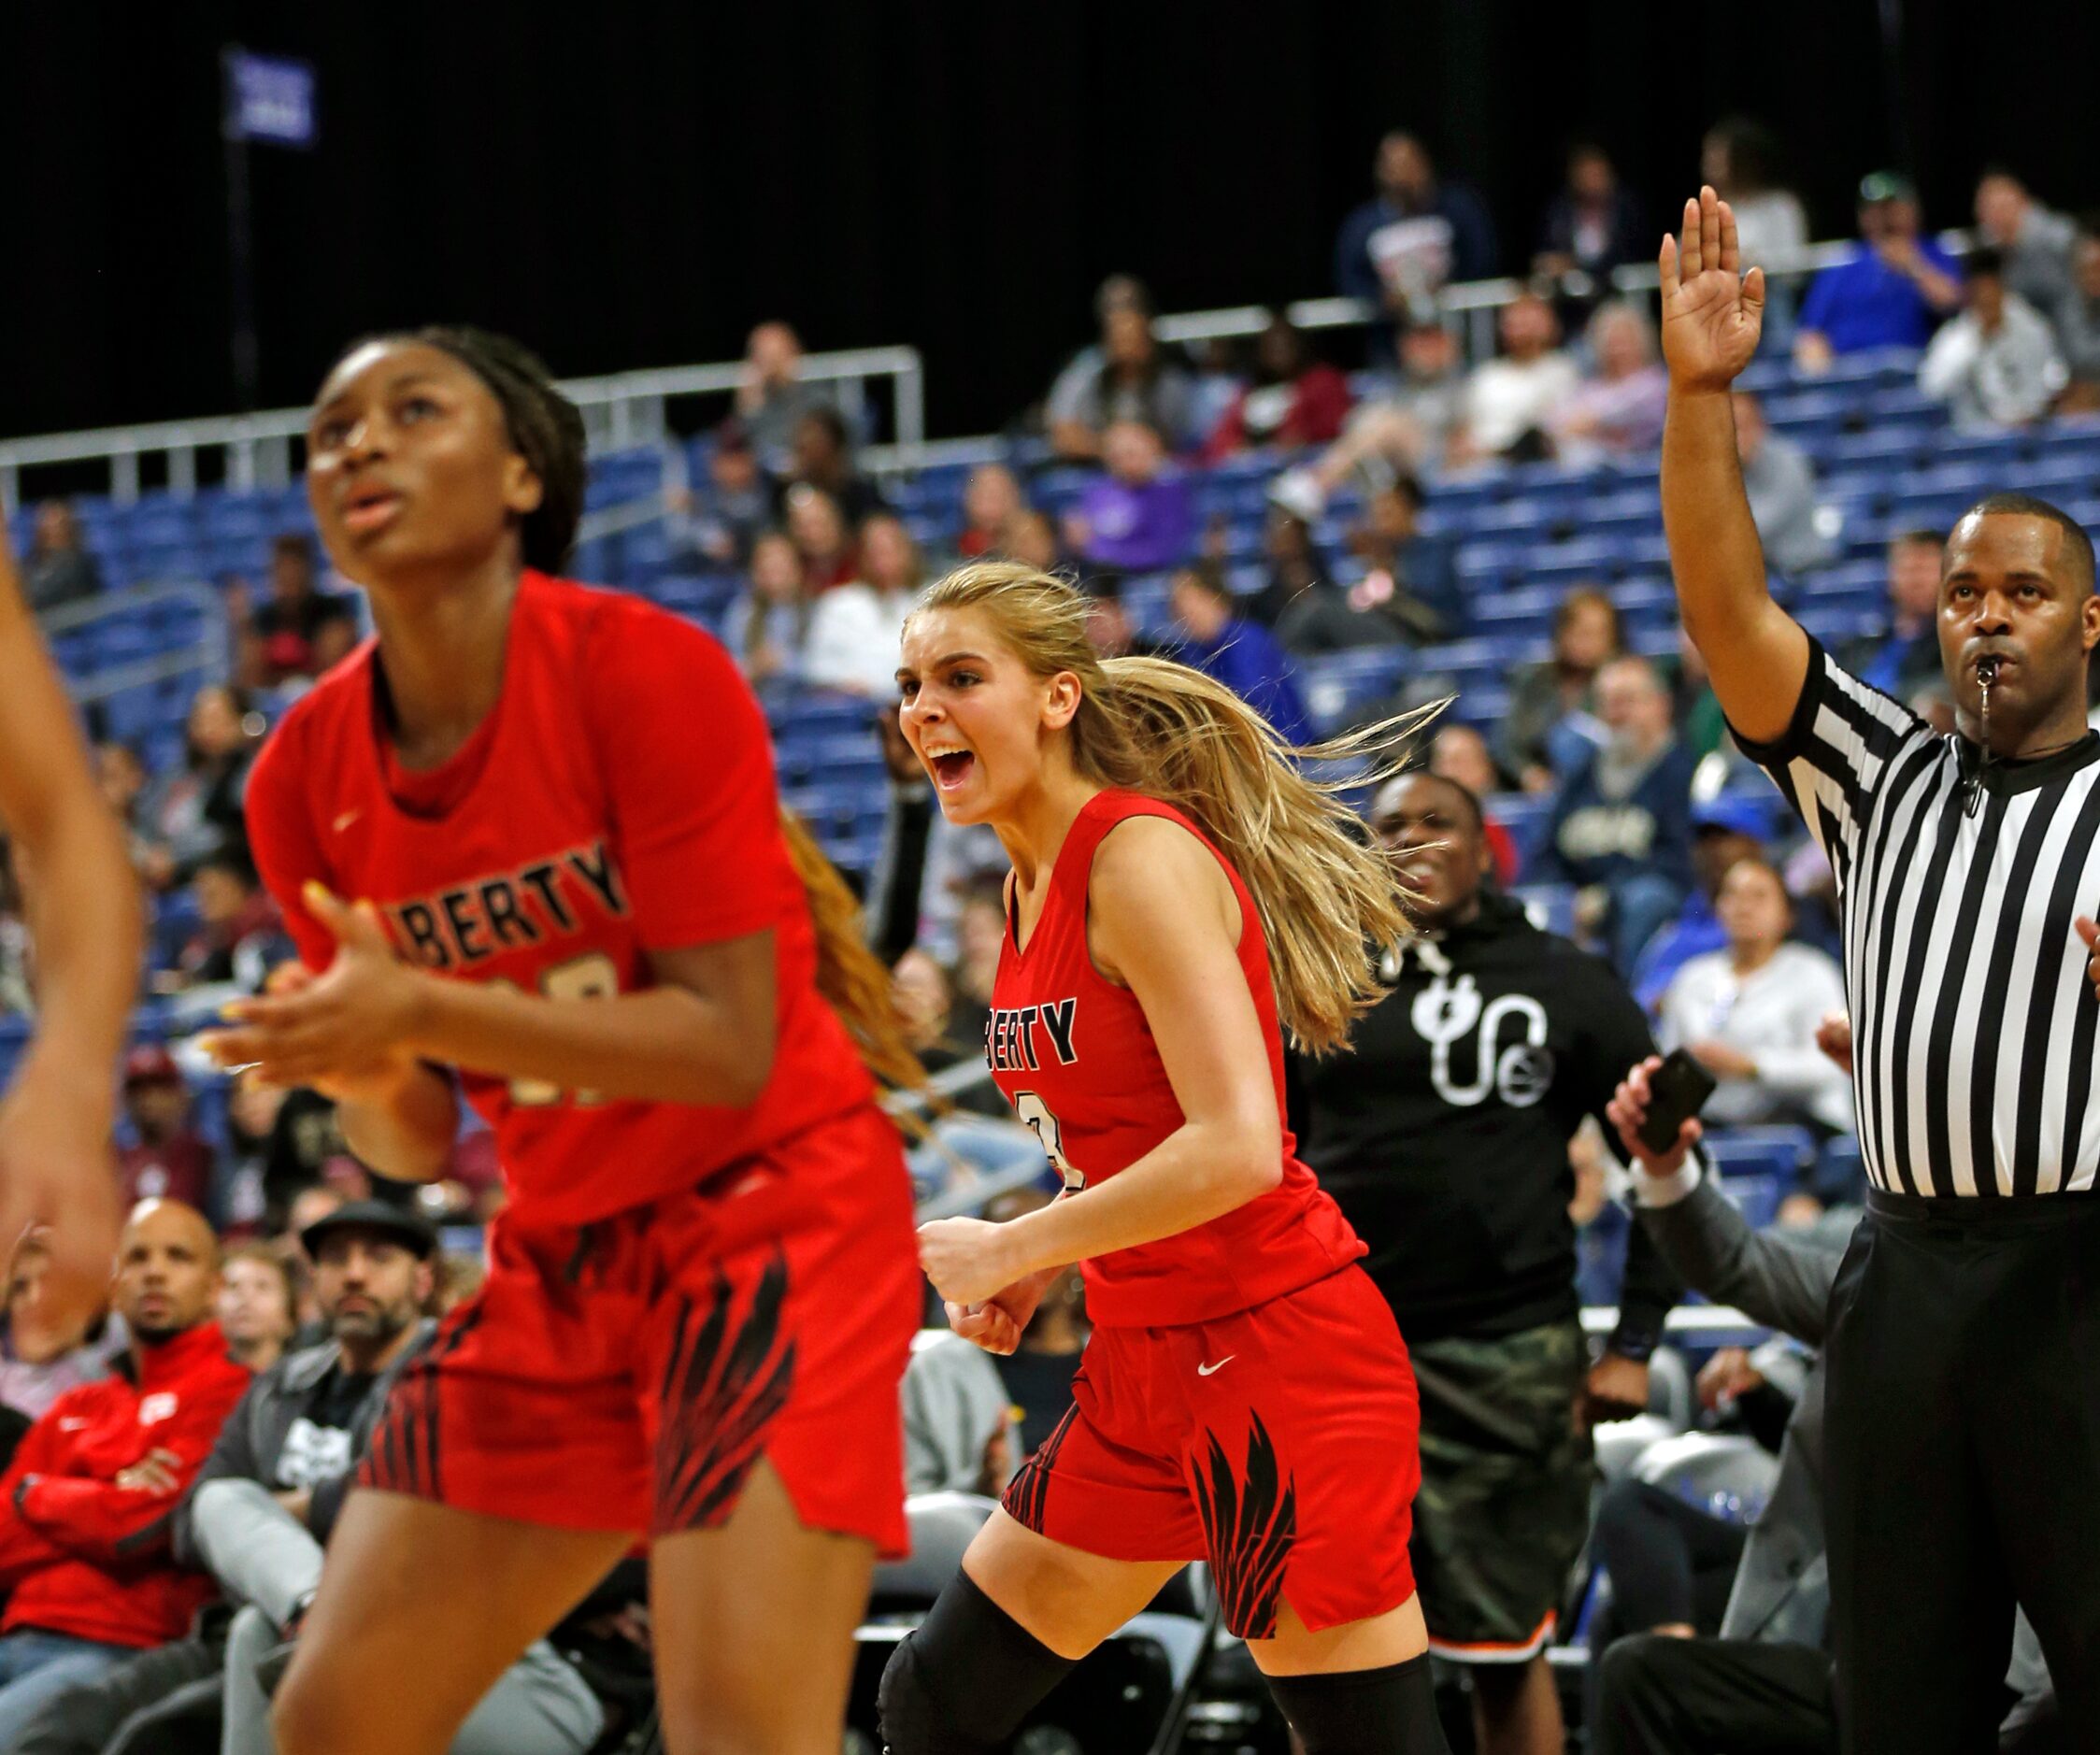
{"left": 5, "top": 0, "right": 2095, "bottom": 444}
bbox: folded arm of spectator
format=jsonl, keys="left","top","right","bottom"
{"left": 8, "top": 1389, "right": 229, "bottom": 1566}
{"left": 0, "top": 1420, "right": 74, "bottom": 1586}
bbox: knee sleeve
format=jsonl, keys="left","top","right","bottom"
{"left": 878, "top": 1572, "right": 1077, "bottom": 1755}
{"left": 1266, "top": 1655, "right": 1450, "bottom": 1755}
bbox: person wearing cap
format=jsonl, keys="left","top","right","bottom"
{"left": 1793, "top": 172, "right": 1962, "bottom": 372}
{"left": 1044, "top": 275, "right": 1197, "bottom": 461}
{"left": 1630, "top": 795, "right": 1768, "bottom": 1013}
{"left": 117, "top": 1047, "right": 216, "bottom": 1217}
{"left": 6, "top": 1201, "right": 604, "bottom": 1755}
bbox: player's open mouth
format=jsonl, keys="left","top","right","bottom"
{"left": 341, "top": 489, "right": 404, "bottom": 534}
{"left": 925, "top": 747, "right": 976, "bottom": 791}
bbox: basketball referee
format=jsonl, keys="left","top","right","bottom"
{"left": 1658, "top": 186, "right": 2100, "bottom": 1753}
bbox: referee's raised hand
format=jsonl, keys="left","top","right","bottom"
{"left": 1605, "top": 1054, "right": 1704, "bottom": 1177}
{"left": 2076, "top": 917, "right": 2100, "bottom": 1001}
{"left": 1659, "top": 184, "right": 1765, "bottom": 393}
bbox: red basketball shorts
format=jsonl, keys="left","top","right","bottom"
{"left": 359, "top": 1102, "right": 920, "bottom": 1555}
{"left": 1002, "top": 1263, "right": 1421, "bottom": 1640}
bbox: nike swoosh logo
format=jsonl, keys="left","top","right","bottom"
{"left": 1196, "top": 1357, "right": 1235, "bottom": 1377}
{"left": 332, "top": 808, "right": 362, "bottom": 834}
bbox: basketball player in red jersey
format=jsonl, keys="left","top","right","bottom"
{"left": 883, "top": 562, "right": 1451, "bottom": 1755}
{"left": 197, "top": 328, "right": 920, "bottom": 1755}
{"left": 0, "top": 535, "right": 137, "bottom": 1324}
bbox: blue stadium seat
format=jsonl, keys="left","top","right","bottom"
{"left": 1813, "top": 1135, "right": 1868, "bottom": 1207}
{"left": 1703, "top": 1126, "right": 1816, "bottom": 1188}
{"left": 1717, "top": 1170, "right": 1784, "bottom": 1230}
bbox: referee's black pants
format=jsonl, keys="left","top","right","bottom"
{"left": 1824, "top": 1191, "right": 2100, "bottom": 1754}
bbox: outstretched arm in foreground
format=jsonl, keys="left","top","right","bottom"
{"left": 1660, "top": 186, "right": 1811, "bottom": 744}
{"left": 0, "top": 537, "right": 138, "bottom": 1321}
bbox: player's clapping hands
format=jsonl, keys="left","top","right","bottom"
{"left": 201, "top": 883, "right": 428, "bottom": 1101}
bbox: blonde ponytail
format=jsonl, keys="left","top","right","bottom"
{"left": 908, "top": 563, "right": 1428, "bottom": 1054}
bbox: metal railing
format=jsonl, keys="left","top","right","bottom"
{"left": 41, "top": 580, "right": 231, "bottom": 707}
{"left": 1151, "top": 235, "right": 1971, "bottom": 360}
{"left": 0, "top": 345, "right": 926, "bottom": 510}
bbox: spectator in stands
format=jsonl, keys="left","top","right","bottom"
{"left": 1080, "top": 583, "right": 1156, "bottom": 663}
{"left": 1548, "top": 300, "right": 1668, "bottom": 462}
{"left": 806, "top": 513, "right": 924, "bottom": 695}
{"left": 1844, "top": 527, "right": 1946, "bottom": 702}
{"left": 0, "top": 1200, "right": 249, "bottom": 1732}
{"left": 901, "top": 1326, "right": 1016, "bottom": 1496}
{"left": 1447, "top": 293, "right": 1581, "bottom": 466}
{"left": 19, "top": 504, "right": 101, "bottom": 615}
{"left": 1269, "top": 321, "right": 1467, "bottom": 517}
{"left": 117, "top": 1047, "right": 214, "bottom": 1214}
{"left": 1919, "top": 246, "right": 2067, "bottom": 429}
{"left": 1659, "top": 855, "right": 1853, "bottom": 1136}
{"left": 1065, "top": 419, "right": 1196, "bottom": 576}
{"left": 1535, "top": 140, "right": 1649, "bottom": 297}
{"left": 161, "top": 1201, "right": 604, "bottom": 1755}
{"left": 0, "top": 1234, "right": 106, "bottom": 1425}
{"left": 948, "top": 878, "right": 1005, "bottom": 1052}
{"left": 175, "top": 848, "right": 290, "bottom": 991}
{"left": 1044, "top": 275, "right": 1197, "bottom": 461}
{"left": 1533, "top": 655, "right": 1695, "bottom": 971}
{"left": 1262, "top": 512, "right": 1385, "bottom": 653}
{"left": 1334, "top": 129, "right": 1498, "bottom": 322}
{"left": 92, "top": 742, "right": 151, "bottom": 871}
{"left": 1202, "top": 312, "right": 1353, "bottom": 458}
{"left": 1000, "top": 508, "right": 1064, "bottom": 575}
{"left": 783, "top": 482, "right": 858, "bottom": 592}
{"left": 954, "top": 464, "right": 1027, "bottom": 560}
{"left": 732, "top": 321, "right": 831, "bottom": 477}
{"left": 669, "top": 424, "right": 770, "bottom": 569}
{"left": 231, "top": 536, "right": 358, "bottom": 691}
{"left": 1296, "top": 771, "right": 1683, "bottom": 1755}
{"left": 1631, "top": 794, "right": 1765, "bottom": 1013}
{"left": 215, "top": 1242, "right": 297, "bottom": 1373}
{"left": 1699, "top": 118, "right": 1807, "bottom": 270}
{"left": 1167, "top": 566, "right": 1315, "bottom": 744}
{"left": 2055, "top": 230, "right": 2100, "bottom": 411}
{"left": 723, "top": 529, "right": 812, "bottom": 687}
{"left": 1973, "top": 167, "right": 2078, "bottom": 313}
{"left": 1347, "top": 478, "right": 1460, "bottom": 633}
{"left": 1793, "top": 172, "right": 1962, "bottom": 371}
{"left": 1733, "top": 391, "right": 1834, "bottom": 575}
{"left": 778, "top": 405, "right": 887, "bottom": 526}
{"left": 1427, "top": 725, "right": 1521, "bottom": 883}
{"left": 1498, "top": 586, "right": 1625, "bottom": 791}
{"left": 137, "top": 683, "right": 258, "bottom": 887}
{"left": 982, "top": 1186, "right": 1089, "bottom": 1454}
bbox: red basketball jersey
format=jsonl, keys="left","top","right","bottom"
{"left": 244, "top": 572, "right": 874, "bottom": 1226}
{"left": 988, "top": 790, "right": 1365, "bottom": 1326}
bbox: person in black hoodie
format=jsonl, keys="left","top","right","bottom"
{"left": 1293, "top": 771, "right": 1683, "bottom": 1755}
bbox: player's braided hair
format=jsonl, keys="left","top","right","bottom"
{"left": 777, "top": 809, "right": 930, "bottom": 1098}
{"left": 908, "top": 563, "right": 1430, "bottom": 1055}
{"left": 375, "top": 325, "right": 587, "bottom": 575}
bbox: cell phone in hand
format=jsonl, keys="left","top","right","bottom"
{"left": 1637, "top": 1048, "right": 1718, "bottom": 1154}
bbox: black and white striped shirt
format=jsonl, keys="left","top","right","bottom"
{"left": 1740, "top": 640, "right": 2100, "bottom": 1196}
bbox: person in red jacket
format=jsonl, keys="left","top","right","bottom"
{"left": 0, "top": 1198, "right": 249, "bottom": 1734}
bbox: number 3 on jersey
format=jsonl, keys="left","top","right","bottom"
{"left": 1013, "top": 1091, "right": 1086, "bottom": 1192}
{"left": 503, "top": 952, "right": 621, "bottom": 1106}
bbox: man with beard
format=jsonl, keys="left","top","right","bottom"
{"left": 0, "top": 1200, "right": 250, "bottom": 1733}
{"left": 1293, "top": 772, "right": 1682, "bottom": 1755}
{"left": 9, "top": 1202, "right": 602, "bottom": 1755}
